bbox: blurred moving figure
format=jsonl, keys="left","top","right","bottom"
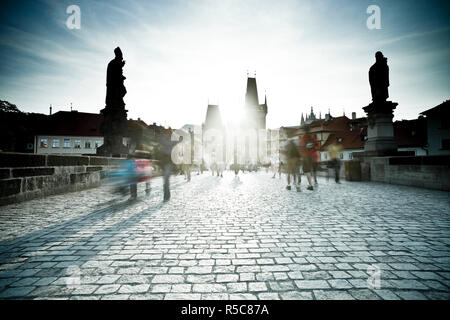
{"left": 312, "top": 146, "right": 320, "bottom": 186}
{"left": 159, "top": 131, "right": 181, "bottom": 202}
{"left": 278, "top": 160, "right": 283, "bottom": 179}
{"left": 129, "top": 158, "right": 152, "bottom": 200}
{"left": 107, "top": 157, "right": 152, "bottom": 201}
{"left": 327, "top": 141, "right": 343, "bottom": 183}
{"left": 217, "top": 162, "right": 224, "bottom": 177}
{"left": 299, "top": 126, "right": 319, "bottom": 191}
{"left": 282, "top": 139, "right": 301, "bottom": 191}
{"left": 184, "top": 163, "right": 191, "bottom": 181}
{"left": 271, "top": 158, "right": 278, "bottom": 179}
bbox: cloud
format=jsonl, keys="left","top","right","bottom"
{"left": 0, "top": 0, "right": 449, "bottom": 127}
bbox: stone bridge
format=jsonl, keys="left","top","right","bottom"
{"left": 0, "top": 171, "right": 449, "bottom": 300}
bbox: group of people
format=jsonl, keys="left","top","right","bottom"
{"left": 279, "top": 126, "right": 343, "bottom": 192}
{"left": 111, "top": 126, "right": 343, "bottom": 201}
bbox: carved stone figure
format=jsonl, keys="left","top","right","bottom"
{"left": 106, "top": 47, "right": 127, "bottom": 108}
{"left": 369, "top": 51, "right": 389, "bottom": 103}
{"left": 97, "top": 47, "right": 129, "bottom": 156}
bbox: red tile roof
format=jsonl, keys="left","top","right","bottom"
{"left": 39, "top": 111, "right": 104, "bottom": 136}
{"left": 320, "top": 129, "right": 366, "bottom": 151}
{"left": 38, "top": 111, "right": 149, "bottom": 137}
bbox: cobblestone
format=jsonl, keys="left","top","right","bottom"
{"left": 0, "top": 173, "right": 449, "bottom": 299}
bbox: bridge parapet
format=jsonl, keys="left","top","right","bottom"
{"left": 0, "top": 152, "right": 124, "bottom": 206}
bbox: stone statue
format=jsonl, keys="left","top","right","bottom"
{"left": 362, "top": 51, "right": 398, "bottom": 154}
{"left": 97, "top": 47, "right": 129, "bottom": 156}
{"left": 369, "top": 51, "right": 389, "bottom": 103}
{"left": 106, "top": 47, "right": 127, "bottom": 108}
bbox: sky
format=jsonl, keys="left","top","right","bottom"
{"left": 0, "top": 0, "right": 449, "bottom": 129}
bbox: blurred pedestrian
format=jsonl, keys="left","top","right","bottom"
{"left": 158, "top": 130, "right": 181, "bottom": 201}
{"left": 278, "top": 160, "right": 283, "bottom": 179}
{"left": 327, "top": 141, "right": 343, "bottom": 183}
{"left": 282, "top": 139, "right": 301, "bottom": 191}
{"left": 271, "top": 160, "right": 278, "bottom": 178}
{"left": 312, "top": 146, "right": 320, "bottom": 186}
{"left": 299, "top": 126, "right": 319, "bottom": 191}
{"left": 127, "top": 156, "right": 152, "bottom": 201}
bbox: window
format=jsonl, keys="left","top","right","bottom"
{"left": 40, "top": 139, "right": 48, "bottom": 148}
{"left": 324, "top": 153, "right": 327, "bottom": 160}
{"left": 85, "top": 141, "right": 91, "bottom": 149}
{"left": 74, "top": 140, "right": 81, "bottom": 149}
{"left": 442, "top": 139, "right": 450, "bottom": 150}
{"left": 95, "top": 140, "right": 102, "bottom": 148}
{"left": 52, "top": 139, "right": 59, "bottom": 148}
{"left": 340, "top": 153, "right": 344, "bottom": 160}
{"left": 64, "top": 139, "right": 71, "bottom": 148}
{"left": 349, "top": 153, "right": 353, "bottom": 160}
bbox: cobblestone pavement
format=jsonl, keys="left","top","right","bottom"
{"left": 0, "top": 171, "right": 449, "bottom": 300}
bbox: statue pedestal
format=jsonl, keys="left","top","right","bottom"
{"left": 96, "top": 106, "right": 129, "bottom": 157}
{"left": 348, "top": 100, "right": 410, "bottom": 181}
{"left": 363, "top": 101, "right": 398, "bottom": 153}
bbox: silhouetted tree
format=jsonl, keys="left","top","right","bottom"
{"left": 0, "top": 100, "right": 23, "bottom": 113}
{"left": 0, "top": 100, "right": 48, "bottom": 153}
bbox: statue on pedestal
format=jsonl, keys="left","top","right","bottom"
{"left": 362, "top": 51, "right": 398, "bottom": 153}
{"left": 97, "top": 47, "right": 129, "bottom": 157}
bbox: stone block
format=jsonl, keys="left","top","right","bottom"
{"left": 0, "top": 152, "right": 46, "bottom": 168}
{"left": 0, "top": 179, "right": 22, "bottom": 197}
{"left": 47, "top": 155, "right": 89, "bottom": 166}
{"left": 74, "top": 166, "right": 86, "bottom": 173}
{"left": 89, "top": 157, "right": 110, "bottom": 166}
{"left": 345, "top": 161, "right": 361, "bottom": 181}
{"left": 70, "top": 173, "right": 90, "bottom": 184}
{"left": 23, "top": 176, "right": 44, "bottom": 192}
{"left": 86, "top": 166, "right": 103, "bottom": 173}
{"left": 12, "top": 168, "right": 55, "bottom": 178}
{"left": 0, "top": 169, "right": 11, "bottom": 179}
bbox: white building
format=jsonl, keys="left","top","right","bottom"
{"left": 35, "top": 111, "right": 130, "bottom": 155}
{"left": 420, "top": 100, "right": 450, "bottom": 155}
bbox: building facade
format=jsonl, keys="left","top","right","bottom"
{"left": 35, "top": 111, "right": 132, "bottom": 155}
{"left": 420, "top": 100, "right": 450, "bottom": 155}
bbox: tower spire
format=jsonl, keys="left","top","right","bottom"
{"left": 245, "top": 76, "right": 259, "bottom": 106}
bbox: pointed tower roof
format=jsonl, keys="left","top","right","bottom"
{"left": 245, "top": 77, "right": 259, "bottom": 107}
{"left": 204, "top": 104, "right": 223, "bottom": 130}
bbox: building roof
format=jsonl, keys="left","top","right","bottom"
{"left": 203, "top": 104, "right": 224, "bottom": 130}
{"left": 39, "top": 111, "right": 104, "bottom": 136}
{"left": 393, "top": 118, "right": 427, "bottom": 148}
{"left": 420, "top": 100, "right": 450, "bottom": 116}
{"left": 245, "top": 77, "right": 259, "bottom": 106}
{"left": 294, "top": 116, "right": 350, "bottom": 136}
{"left": 320, "top": 128, "right": 366, "bottom": 151}
{"left": 38, "top": 111, "right": 148, "bottom": 137}
{"left": 128, "top": 118, "right": 148, "bottom": 131}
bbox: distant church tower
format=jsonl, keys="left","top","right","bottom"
{"left": 303, "top": 106, "right": 317, "bottom": 125}
{"left": 244, "top": 76, "right": 268, "bottom": 130}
